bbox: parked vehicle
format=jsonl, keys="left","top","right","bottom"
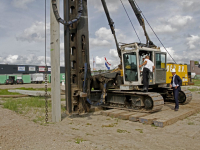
{"left": 31, "top": 73, "right": 44, "bottom": 84}
{"left": 5, "top": 79, "right": 14, "bottom": 85}
{"left": 16, "top": 79, "right": 23, "bottom": 84}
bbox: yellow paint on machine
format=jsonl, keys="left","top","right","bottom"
{"left": 166, "top": 64, "right": 188, "bottom": 85}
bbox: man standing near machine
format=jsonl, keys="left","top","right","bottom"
{"left": 170, "top": 68, "right": 182, "bottom": 111}
{"left": 139, "top": 55, "right": 155, "bottom": 92}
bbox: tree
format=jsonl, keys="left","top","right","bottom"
{"left": 194, "top": 61, "right": 199, "bottom": 65}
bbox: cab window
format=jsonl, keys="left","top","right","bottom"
{"left": 156, "top": 53, "right": 166, "bottom": 69}
{"left": 123, "top": 52, "right": 138, "bottom": 81}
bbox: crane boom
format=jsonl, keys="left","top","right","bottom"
{"left": 128, "top": 0, "right": 156, "bottom": 48}
{"left": 101, "top": 0, "right": 122, "bottom": 63}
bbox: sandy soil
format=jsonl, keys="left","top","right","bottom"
{"left": 0, "top": 84, "right": 200, "bottom": 150}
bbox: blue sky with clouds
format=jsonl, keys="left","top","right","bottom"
{"left": 0, "top": 0, "right": 200, "bottom": 70}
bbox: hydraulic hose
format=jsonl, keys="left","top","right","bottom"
{"left": 51, "top": 0, "right": 83, "bottom": 26}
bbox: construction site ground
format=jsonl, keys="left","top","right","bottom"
{"left": 0, "top": 84, "right": 200, "bottom": 150}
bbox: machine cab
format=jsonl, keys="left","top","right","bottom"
{"left": 121, "top": 43, "right": 167, "bottom": 89}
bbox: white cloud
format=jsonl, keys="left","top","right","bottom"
{"left": 16, "top": 21, "right": 50, "bottom": 42}
{"left": 181, "top": 1, "right": 200, "bottom": 12}
{"left": 89, "top": 0, "right": 129, "bottom": 13}
{"left": 60, "top": 42, "right": 64, "bottom": 51}
{"left": 90, "top": 38, "right": 110, "bottom": 47}
{"left": 109, "top": 49, "right": 119, "bottom": 58}
{"left": 95, "top": 27, "right": 114, "bottom": 41}
{"left": 167, "top": 15, "right": 192, "bottom": 27}
{"left": 12, "top": 0, "right": 35, "bottom": 9}
{"left": 186, "top": 35, "right": 200, "bottom": 49}
{"left": 95, "top": 56, "right": 105, "bottom": 65}
{"left": 154, "top": 25, "right": 177, "bottom": 33}
{"left": 161, "top": 45, "right": 200, "bottom": 64}
{"left": 161, "top": 47, "right": 177, "bottom": 62}
{"left": 90, "top": 50, "right": 120, "bottom": 70}
{"left": 90, "top": 27, "right": 126, "bottom": 48}
{"left": 0, "top": 54, "right": 50, "bottom": 66}
{"left": 155, "top": 15, "right": 193, "bottom": 33}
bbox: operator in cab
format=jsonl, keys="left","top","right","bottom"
{"left": 170, "top": 68, "right": 182, "bottom": 111}
{"left": 139, "top": 55, "right": 155, "bottom": 92}
{"left": 140, "top": 54, "right": 146, "bottom": 72}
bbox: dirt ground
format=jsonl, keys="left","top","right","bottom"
{"left": 0, "top": 84, "right": 200, "bottom": 150}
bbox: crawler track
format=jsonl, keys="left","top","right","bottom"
{"left": 102, "top": 91, "right": 164, "bottom": 113}
{"left": 179, "top": 89, "right": 192, "bottom": 104}
{"left": 166, "top": 89, "right": 192, "bottom": 104}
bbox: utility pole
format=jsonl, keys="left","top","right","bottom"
{"left": 50, "top": 0, "right": 61, "bottom": 122}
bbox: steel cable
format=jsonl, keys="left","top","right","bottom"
{"left": 133, "top": 0, "right": 177, "bottom": 64}
{"left": 119, "top": 0, "right": 141, "bottom": 43}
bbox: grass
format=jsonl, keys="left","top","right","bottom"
{"left": 2, "top": 97, "right": 50, "bottom": 112}
{"left": 86, "top": 123, "right": 92, "bottom": 125}
{"left": 61, "top": 105, "right": 66, "bottom": 112}
{"left": 193, "top": 79, "right": 200, "bottom": 86}
{"left": 0, "top": 89, "right": 21, "bottom": 95}
{"left": 0, "top": 97, "right": 52, "bottom": 124}
{"left": 16, "top": 87, "right": 51, "bottom": 91}
{"left": 71, "top": 128, "right": 79, "bottom": 130}
{"left": 151, "top": 124, "right": 158, "bottom": 129}
{"left": 188, "top": 88, "right": 199, "bottom": 92}
{"left": 86, "top": 133, "right": 94, "bottom": 136}
{"left": 135, "top": 129, "right": 143, "bottom": 133}
{"left": 117, "top": 129, "right": 128, "bottom": 133}
{"left": 188, "top": 122, "right": 195, "bottom": 125}
{"left": 75, "top": 138, "right": 84, "bottom": 144}
{"left": 33, "top": 116, "right": 45, "bottom": 123}
{"left": 101, "top": 123, "right": 115, "bottom": 127}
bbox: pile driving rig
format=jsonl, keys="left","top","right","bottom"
{"left": 51, "top": 0, "right": 192, "bottom": 113}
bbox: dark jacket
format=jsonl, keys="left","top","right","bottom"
{"left": 171, "top": 74, "right": 182, "bottom": 91}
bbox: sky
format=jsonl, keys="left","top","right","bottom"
{"left": 0, "top": 0, "right": 200, "bottom": 70}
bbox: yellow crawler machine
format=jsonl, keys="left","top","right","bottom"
{"left": 166, "top": 63, "right": 189, "bottom": 86}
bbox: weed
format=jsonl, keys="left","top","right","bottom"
{"left": 75, "top": 138, "right": 84, "bottom": 144}
{"left": 117, "top": 129, "right": 127, "bottom": 133}
{"left": 106, "top": 118, "right": 111, "bottom": 120}
{"left": 16, "top": 87, "right": 51, "bottom": 91}
{"left": 188, "top": 122, "right": 195, "bottom": 125}
{"left": 61, "top": 105, "right": 66, "bottom": 112}
{"left": 135, "top": 129, "right": 143, "bottom": 133}
{"left": 151, "top": 124, "right": 157, "bottom": 127}
{"left": 71, "top": 128, "right": 79, "bottom": 130}
{"left": 1, "top": 97, "right": 51, "bottom": 124}
{"left": 188, "top": 88, "right": 199, "bottom": 92}
{"left": 86, "top": 133, "right": 94, "bottom": 136}
{"left": 101, "top": 123, "right": 115, "bottom": 127}
{"left": 33, "top": 116, "right": 45, "bottom": 123}
{"left": 86, "top": 123, "right": 92, "bottom": 125}
{"left": 193, "top": 79, "right": 200, "bottom": 86}
{"left": 0, "top": 89, "right": 21, "bottom": 95}
{"left": 2, "top": 97, "right": 51, "bottom": 112}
